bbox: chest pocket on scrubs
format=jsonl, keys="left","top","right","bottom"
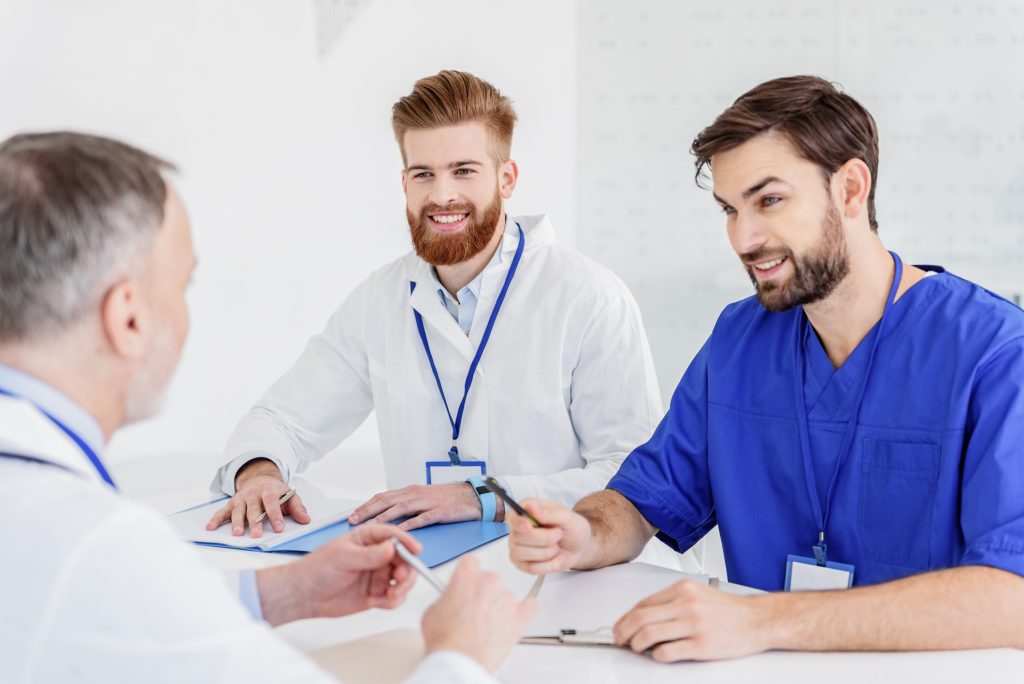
{"left": 858, "top": 437, "right": 940, "bottom": 569}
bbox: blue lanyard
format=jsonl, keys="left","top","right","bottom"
{"left": 410, "top": 224, "right": 525, "bottom": 465}
{"left": 792, "top": 251, "right": 902, "bottom": 564}
{"left": 0, "top": 386, "right": 118, "bottom": 490}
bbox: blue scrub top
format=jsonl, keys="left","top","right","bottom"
{"left": 609, "top": 268, "right": 1024, "bottom": 591}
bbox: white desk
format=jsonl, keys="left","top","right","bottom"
{"left": 139, "top": 480, "right": 1024, "bottom": 684}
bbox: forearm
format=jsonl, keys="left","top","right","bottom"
{"left": 255, "top": 563, "right": 309, "bottom": 627}
{"left": 763, "top": 565, "right": 1024, "bottom": 651}
{"left": 573, "top": 489, "right": 656, "bottom": 570}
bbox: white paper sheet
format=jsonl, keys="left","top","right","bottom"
{"left": 168, "top": 482, "right": 358, "bottom": 551}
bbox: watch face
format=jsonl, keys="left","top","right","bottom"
{"left": 476, "top": 485, "right": 489, "bottom": 495}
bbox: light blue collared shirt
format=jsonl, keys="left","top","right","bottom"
{"left": 429, "top": 235, "right": 505, "bottom": 335}
{"left": 0, "top": 363, "right": 265, "bottom": 621}
{"left": 0, "top": 364, "right": 105, "bottom": 456}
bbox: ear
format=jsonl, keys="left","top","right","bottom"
{"left": 99, "top": 279, "right": 147, "bottom": 361}
{"left": 400, "top": 169, "right": 409, "bottom": 197}
{"left": 498, "top": 159, "right": 519, "bottom": 200}
{"left": 835, "top": 158, "right": 871, "bottom": 222}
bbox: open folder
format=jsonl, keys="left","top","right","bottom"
{"left": 522, "top": 562, "right": 719, "bottom": 646}
{"left": 168, "top": 486, "right": 508, "bottom": 567}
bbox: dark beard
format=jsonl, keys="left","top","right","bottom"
{"left": 407, "top": 190, "right": 502, "bottom": 266}
{"left": 747, "top": 202, "right": 850, "bottom": 312}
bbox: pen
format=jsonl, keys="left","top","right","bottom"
{"left": 254, "top": 489, "right": 296, "bottom": 525}
{"left": 483, "top": 477, "right": 542, "bottom": 527}
{"left": 391, "top": 537, "right": 447, "bottom": 594}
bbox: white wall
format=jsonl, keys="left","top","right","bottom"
{"left": 575, "top": 0, "right": 1024, "bottom": 398}
{"left": 0, "top": 0, "right": 578, "bottom": 467}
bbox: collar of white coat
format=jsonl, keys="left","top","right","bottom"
{"left": 403, "top": 214, "right": 556, "bottom": 359}
{"left": 0, "top": 394, "right": 107, "bottom": 485}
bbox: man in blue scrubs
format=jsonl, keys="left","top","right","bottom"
{"left": 506, "top": 75, "right": 1024, "bottom": 660}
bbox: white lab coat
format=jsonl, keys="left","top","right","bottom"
{"left": 214, "top": 215, "right": 663, "bottom": 502}
{"left": 0, "top": 394, "right": 495, "bottom": 684}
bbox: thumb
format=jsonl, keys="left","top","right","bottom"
{"left": 343, "top": 538, "right": 395, "bottom": 571}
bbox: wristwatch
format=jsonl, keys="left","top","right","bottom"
{"left": 467, "top": 475, "right": 497, "bottom": 522}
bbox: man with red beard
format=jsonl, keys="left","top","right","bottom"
{"left": 208, "top": 71, "right": 662, "bottom": 536}
{"left": 507, "top": 76, "right": 1024, "bottom": 659}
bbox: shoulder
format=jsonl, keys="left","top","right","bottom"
{"left": 911, "top": 271, "right": 1024, "bottom": 355}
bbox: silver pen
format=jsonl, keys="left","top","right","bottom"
{"left": 391, "top": 537, "right": 447, "bottom": 594}
{"left": 254, "top": 488, "right": 296, "bottom": 525}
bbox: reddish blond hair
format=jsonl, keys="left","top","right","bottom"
{"left": 392, "top": 70, "right": 517, "bottom": 164}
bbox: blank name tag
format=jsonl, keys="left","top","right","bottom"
{"left": 425, "top": 460, "right": 486, "bottom": 485}
{"left": 785, "top": 554, "right": 855, "bottom": 591}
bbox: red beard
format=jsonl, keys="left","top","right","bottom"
{"left": 407, "top": 190, "right": 502, "bottom": 266}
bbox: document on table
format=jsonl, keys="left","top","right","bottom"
{"left": 523, "top": 562, "right": 712, "bottom": 646}
{"left": 168, "top": 483, "right": 359, "bottom": 551}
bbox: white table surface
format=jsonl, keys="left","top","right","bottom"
{"left": 120, "top": 454, "right": 1024, "bottom": 684}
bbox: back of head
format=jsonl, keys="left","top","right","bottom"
{"left": 0, "top": 132, "right": 175, "bottom": 344}
{"left": 691, "top": 75, "right": 881, "bottom": 231}
{"left": 391, "top": 70, "right": 517, "bottom": 164}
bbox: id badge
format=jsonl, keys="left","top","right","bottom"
{"left": 425, "top": 460, "right": 486, "bottom": 485}
{"left": 785, "top": 554, "right": 855, "bottom": 591}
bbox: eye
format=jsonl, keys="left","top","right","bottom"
{"left": 454, "top": 167, "right": 475, "bottom": 176}
{"left": 761, "top": 195, "right": 782, "bottom": 208}
{"left": 413, "top": 171, "right": 432, "bottom": 180}
{"left": 719, "top": 204, "right": 736, "bottom": 216}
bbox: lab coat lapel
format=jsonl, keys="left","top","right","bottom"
{"left": 407, "top": 261, "right": 474, "bottom": 361}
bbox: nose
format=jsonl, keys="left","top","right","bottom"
{"left": 428, "top": 174, "right": 460, "bottom": 208}
{"left": 729, "top": 211, "right": 768, "bottom": 260}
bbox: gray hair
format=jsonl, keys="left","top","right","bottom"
{"left": 0, "top": 131, "right": 176, "bottom": 343}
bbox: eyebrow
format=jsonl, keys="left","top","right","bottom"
{"left": 713, "top": 176, "right": 788, "bottom": 205}
{"left": 406, "top": 160, "right": 485, "bottom": 171}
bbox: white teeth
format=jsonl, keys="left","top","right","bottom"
{"left": 754, "top": 258, "right": 784, "bottom": 271}
{"left": 431, "top": 214, "right": 466, "bottom": 224}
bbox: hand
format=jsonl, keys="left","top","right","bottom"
{"left": 205, "top": 459, "right": 311, "bottom": 537}
{"left": 507, "top": 499, "right": 592, "bottom": 574}
{"left": 349, "top": 482, "right": 485, "bottom": 531}
{"left": 257, "top": 523, "right": 421, "bottom": 626}
{"left": 613, "top": 580, "right": 773, "bottom": 662}
{"left": 422, "top": 556, "right": 537, "bottom": 672}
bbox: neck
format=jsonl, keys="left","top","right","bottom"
{"left": 436, "top": 213, "right": 506, "bottom": 297}
{"left": 0, "top": 331, "right": 124, "bottom": 441}
{"left": 802, "top": 236, "right": 919, "bottom": 369}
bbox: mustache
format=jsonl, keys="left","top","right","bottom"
{"left": 740, "top": 247, "right": 793, "bottom": 265}
{"left": 420, "top": 202, "right": 474, "bottom": 217}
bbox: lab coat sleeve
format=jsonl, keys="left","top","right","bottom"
{"left": 607, "top": 340, "right": 717, "bottom": 554}
{"left": 212, "top": 280, "right": 376, "bottom": 495}
{"left": 501, "top": 285, "right": 663, "bottom": 505}
{"left": 30, "top": 503, "right": 495, "bottom": 683}
{"left": 959, "top": 335, "right": 1024, "bottom": 576}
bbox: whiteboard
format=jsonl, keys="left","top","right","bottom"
{"left": 575, "top": 0, "right": 1024, "bottom": 396}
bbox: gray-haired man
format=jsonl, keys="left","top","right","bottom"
{"left": 0, "top": 131, "right": 533, "bottom": 683}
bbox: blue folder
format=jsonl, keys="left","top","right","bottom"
{"left": 196, "top": 519, "right": 508, "bottom": 568}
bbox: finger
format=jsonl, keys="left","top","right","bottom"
{"left": 396, "top": 509, "right": 439, "bottom": 531}
{"left": 651, "top": 638, "right": 702, "bottom": 663}
{"left": 230, "top": 500, "right": 246, "bottom": 536}
{"left": 261, "top": 491, "right": 286, "bottom": 533}
{"left": 374, "top": 501, "right": 416, "bottom": 525}
{"left": 614, "top": 602, "right": 691, "bottom": 647}
{"left": 205, "top": 501, "right": 234, "bottom": 530}
{"left": 284, "top": 493, "right": 311, "bottom": 524}
{"left": 520, "top": 499, "right": 580, "bottom": 530}
{"left": 368, "top": 563, "right": 393, "bottom": 598}
{"left": 507, "top": 520, "right": 563, "bottom": 548}
{"left": 520, "top": 551, "right": 573, "bottom": 576}
{"left": 510, "top": 544, "right": 561, "bottom": 564}
{"left": 449, "top": 554, "right": 480, "bottom": 589}
{"left": 354, "top": 523, "right": 422, "bottom": 554}
{"left": 625, "top": 618, "right": 695, "bottom": 654}
{"left": 514, "top": 596, "right": 539, "bottom": 629}
{"left": 245, "top": 499, "right": 264, "bottom": 538}
{"left": 349, "top": 493, "right": 393, "bottom": 524}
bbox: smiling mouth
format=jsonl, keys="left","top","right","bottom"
{"left": 429, "top": 213, "right": 468, "bottom": 226}
{"left": 748, "top": 255, "right": 788, "bottom": 278}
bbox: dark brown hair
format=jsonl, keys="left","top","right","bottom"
{"left": 392, "top": 70, "right": 517, "bottom": 165}
{"left": 691, "top": 75, "right": 880, "bottom": 232}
